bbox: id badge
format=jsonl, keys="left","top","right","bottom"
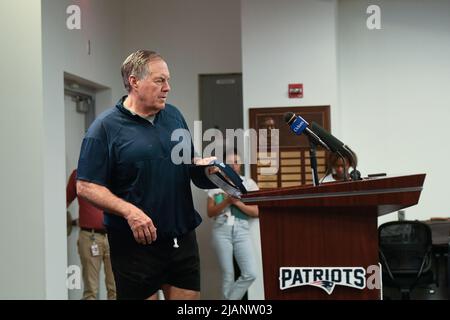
{"left": 90, "top": 243, "right": 100, "bottom": 257}
{"left": 227, "top": 214, "right": 235, "bottom": 226}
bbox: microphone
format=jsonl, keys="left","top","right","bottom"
{"left": 283, "top": 112, "right": 330, "bottom": 151}
{"left": 310, "top": 122, "right": 356, "bottom": 166}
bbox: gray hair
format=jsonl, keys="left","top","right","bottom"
{"left": 121, "top": 50, "right": 163, "bottom": 92}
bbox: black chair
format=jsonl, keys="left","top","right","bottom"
{"left": 379, "top": 220, "right": 436, "bottom": 299}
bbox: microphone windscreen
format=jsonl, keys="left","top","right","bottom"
{"left": 284, "top": 112, "right": 295, "bottom": 124}
{"left": 311, "top": 122, "right": 357, "bottom": 167}
{"left": 310, "top": 122, "right": 344, "bottom": 153}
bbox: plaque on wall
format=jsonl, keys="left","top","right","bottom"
{"left": 249, "top": 106, "right": 330, "bottom": 189}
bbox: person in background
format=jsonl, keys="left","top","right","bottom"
{"left": 206, "top": 150, "right": 259, "bottom": 300}
{"left": 66, "top": 169, "right": 116, "bottom": 300}
{"left": 321, "top": 150, "right": 358, "bottom": 182}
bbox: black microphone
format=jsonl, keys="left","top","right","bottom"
{"left": 283, "top": 112, "right": 330, "bottom": 150}
{"left": 310, "top": 122, "right": 361, "bottom": 180}
{"left": 310, "top": 122, "right": 355, "bottom": 165}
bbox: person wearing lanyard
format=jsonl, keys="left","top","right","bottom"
{"left": 66, "top": 169, "right": 116, "bottom": 300}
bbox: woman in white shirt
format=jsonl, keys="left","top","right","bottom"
{"left": 206, "top": 151, "right": 259, "bottom": 300}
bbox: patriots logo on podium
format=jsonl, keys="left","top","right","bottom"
{"left": 310, "top": 280, "right": 336, "bottom": 294}
{"left": 279, "top": 267, "right": 366, "bottom": 295}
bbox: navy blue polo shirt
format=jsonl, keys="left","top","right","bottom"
{"left": 77, "top": 96, "right": 202, "bottom": 239}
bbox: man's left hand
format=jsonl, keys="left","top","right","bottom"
{"left": 193, "top": 156, "right": 216, "bottom": 166}
{"left": 193, "top": 157, "right": 219, "bottom": 174}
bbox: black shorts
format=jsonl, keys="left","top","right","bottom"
{"left": 107, "top": 228, "right": 200, "bottom": 300}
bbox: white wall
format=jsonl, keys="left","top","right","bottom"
{"left": 0, "top": 0, "right": 125, "bottom": 299}
{"left": 42, "top": 0, "right": 124, "bottom": 299}
{"left": 338, "top": 0, "right": 450, "bottom": 223}
{"left": 122, "top": 0, "right": 242, "bottom": 299}
{"left": 0, "top": 0, "right": 46, "bottom": 299}
{"left": 241, "top": 0, "right": 339, "bottom": 132}
{"left": 241, "top": 0, "right": 339, "bottom": 299}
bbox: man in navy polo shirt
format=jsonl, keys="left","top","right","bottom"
{"left": 76, "top": 50, "right": 214, "bottom": 300}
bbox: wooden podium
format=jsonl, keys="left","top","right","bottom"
{"left": 242, "top": 174, "right": 426, "bottom": 300}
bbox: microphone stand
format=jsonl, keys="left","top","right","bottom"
{"left": 343, "top": 145, "right": 361, "bottom": 181}
{"left": 308, "top": 139, "right": 320, "bottom": 187}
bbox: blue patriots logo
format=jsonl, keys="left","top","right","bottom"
{"left": 310, "top": 280, "right": 336, "bottom": 294}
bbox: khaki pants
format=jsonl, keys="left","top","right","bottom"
{"left": 78, "top": 230, "right": 116, "bottom": 300}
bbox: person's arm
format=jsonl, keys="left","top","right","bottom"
{"left": 229, "top": 197, "right": 259, "bottom": 218}
{"left": 207, "top": 195, "right": 232, "bottom": 218}
{"left": 229, "top": 178, "right": 259, "bottom": 217}
{"left": 66, "top": 170, "right": 77, "bottom": 208}
{"left": 76, "top": 180, "right": 157, "bottom": 245}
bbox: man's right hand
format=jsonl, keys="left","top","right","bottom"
{"left": 125, "top": 209, "right": 157, "bottom": 245}
{"left": 76, "top": 180, "right": 158, "bottom": 244}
